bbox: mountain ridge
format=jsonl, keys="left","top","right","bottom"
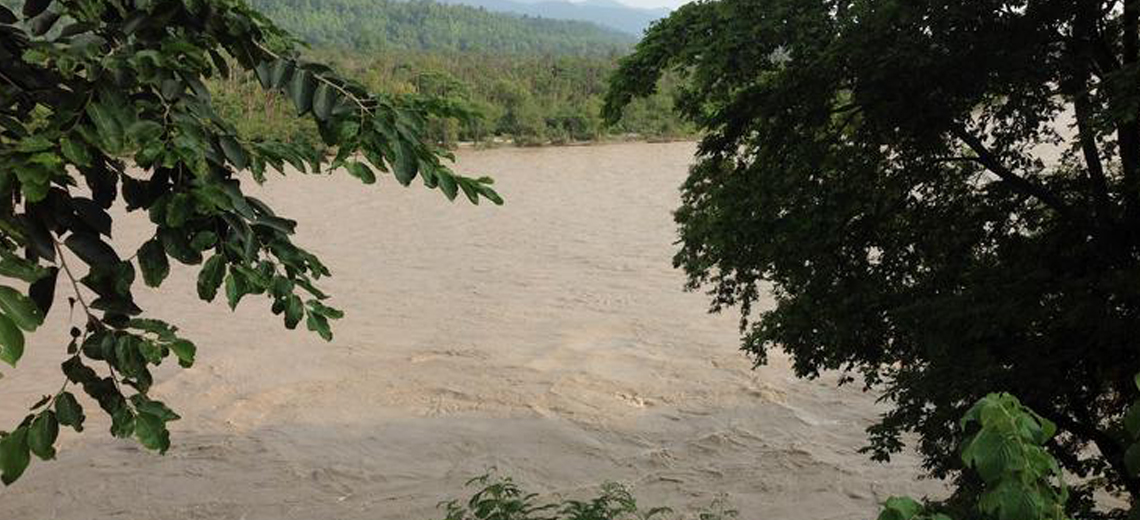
{"left": 435, "top": 0, "right": 668, "bottom": 35}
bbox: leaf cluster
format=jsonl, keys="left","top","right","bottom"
{"left": 0, "top": 0, "right": 498, "bottom": 484}
{"left": 604, "top": 0, "right": 1140, "bottom": 509}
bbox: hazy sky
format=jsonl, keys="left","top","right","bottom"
{"left": 589, "top": 0, "right": 687, "bottom": 11}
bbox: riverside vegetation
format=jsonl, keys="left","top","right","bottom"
{"left": 2, "top": 0, "right": 1139, "bottom": 520}
{"left": 212, "top": 0, "right": 692, "bottom": 147}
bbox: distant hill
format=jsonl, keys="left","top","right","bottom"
{"left": 435, "top": 0, "right": 669, "bottom": 36}
{"left": 248, "top": 0, "right": 636, "bottom": 55}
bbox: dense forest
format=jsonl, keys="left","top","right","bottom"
{"left": 207, "top": 0, "right": 689, "bottom": 147}
{"left": 246, "top": 0, "right": 635, "bottom": 55}
{"left": 211, "top": 49, "right": 690, "bottom": 147}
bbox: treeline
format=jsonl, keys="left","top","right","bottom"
{"left": 209, "top": 49, "right": 691, "bottom": 148}
{"left": 246, "top": 0, "right": 635, "bottom": 56}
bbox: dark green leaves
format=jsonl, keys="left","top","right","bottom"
{"left": 54, "top": 392, "right": 85, "bottom": 433}
{"left": 59, "top": 137, "right": 92, "bottom": 168}
{"left": 0, "top": 286, "right": 44, "bottom": 332}
{"left": 0, "top": 427, "right": 30, "bottom": 485}
{"left": 132, "top": 399, "right": 177, "bottom": 454}
{"left": 1, "top": 0, "right": 501, "bottom": 486}
{"left": 0, "top": 314, "right": 25, "bottom": 367}
{"left": 28, "top": 412, "right": 58, "bottom": 460}
{"left": 169, "top": 339, "right": 196, "bottom": 368}
{"left": 289, "top": 70, "right": 317, "bottom": 114}
{"left": 0, "top": 251, "right": 49, "bottom": 283}
{"left": 65, "top": 232, "right": 120, "bottom": 267}
{"left": 197, "top": 255, "right": 226, "bottom": 302}
{"left": 313, "top": 83, "right": 336, "bottom": 121}
{"left": 137, "top": 239, "right": 169, "bottom": 288}
{"left": 219, "top": 136, "right": 248, "bottom": 171}
{"left": 345, "top": 162, "right": 376, "bottom": 184}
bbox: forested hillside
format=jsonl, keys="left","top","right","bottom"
{"left": 246, "top": 0, "right": 635, "bottom": 55}
{"left": 210, "top": 49, "right": 690, "bottom": 147}
{"left": 199, "top": 0, "right": 688, "bottom": 146}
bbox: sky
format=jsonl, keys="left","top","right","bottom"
{"left": 571, "top": 0, "right": 687, "bottom": 11}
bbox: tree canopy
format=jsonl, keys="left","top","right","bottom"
{"left": 246, "top": 0, "right": 634, "bottom": 56}
{"left": 606, "top": 0, "right": 1140, "bottom": 515}
{"left": 0, "top": 0, "right": 500, "bottom": 485}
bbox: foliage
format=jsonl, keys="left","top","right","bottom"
{"left": 246, "top": 0, "right": 634, "bottom": 56}
{"left": 437, "top": 473, "right": 735, "bottom": 520}
{"left": 0, "top": 0, "right": 501, "bottom": 485}
{"left": 209, "top": 48, "right": 692, "bottom": 147}
{"left": 605, "top": 0, "right": 1140, "bottom": 514}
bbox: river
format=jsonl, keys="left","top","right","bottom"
{"left": 0, "top": 142, "right": 943, "bottom": 519}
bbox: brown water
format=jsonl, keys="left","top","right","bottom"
{"left": 0, "top": 142, "right": 942, "bottom": 519}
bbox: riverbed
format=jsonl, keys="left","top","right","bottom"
{"left": 0, "top": 142, "right": 943, "bottom": 519}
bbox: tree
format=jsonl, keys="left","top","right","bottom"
{"left": 0, "top": 0, "right": 501, "bottom": 485}
{"left": 605, "top": 0, "right": 1140, "bottom": 515}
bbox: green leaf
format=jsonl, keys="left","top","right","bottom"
{"left": 289, "top": 70, "right": 317, "bottom": 114}
{"left": 110, "top": 405, "right": 135, "bottom": 438}
{"left": 437, "top": 172, "right": 458, "bottom": 200}
{"left": 219, "top": 135, "right": 248, "bottom": 171}
{"left": 459, "top": 179, "right": 480, "bottom": 205}
{"left": 137, "top": 238, "right": 169, "bottom": 288}
{"left": 0, "top": 286, "right": 44, "bottom": 332}
{"left": 284, "top": 294, "right": 303, "bottom": 329}
{"left": 313, "top": 83, "right": 336, "bottom": 121}
{"left": 345, "top": 161, "right": 376, "bottom": 184}
{"left": 254, "top": 61, "right": 273, "bottom": 89}
{"left": 54, "top": 392, "right": 85, "bottom": 432}
{"left": 877, "top": 496, "right": 923, "bottom": 520}
{"left": 28, "top": 412, "right": 58, "bottom": 460}
{"left": 306, "top": 311, "right": 332, "bottom": 341}
{"left": 0, "top": 314, "right": 24, "bottom": 367}
{"left": 0, "top": 251, "right": 49, "bottom": 283}
{"left": 165, "top": 193, "right": 194, "bottom": 228}
{"left": 392, "top": 141, "right": 418, "bottom": 186}
{"left": 1124, "top": 402, "right": 1140, "bottom": 440}
{"left": 224, "top": 269, "right": 245, "bottom": 310}
{"left": 197, "top": 254, "right": 226, "bottom": 302}
{"left": 60, "top": 136, "right": 92, "bottom": 167}
{"left": 134, "top": 412, "right": 170, "bottom": 453}
{"left": 24, "top": 287, "right": 54, "bottom": 327}
{"left": 270, "top": 59, "right": 294, "bottom": 90}
{"left": 190, "top": 231, "right": 218, "bottom": 251}
{"left": 1127, "top": 443, "right": 1140, "bottom": 477}
{"left": 169, "top": 339, "right": 195, "bottom": 368}
{"left": 64, "top": 232, "right": 120, "bottom": 267}
{"left": 308, "top": 300, "right": 344, "bottom": 320}
{"left": 0, "top": 426, "right": 30, "bottom": 485}
{"left": 132, "top": 397, "right": 179, "bottom": 422}
{"left": 477, "top": 184, "right": 503, "bottom": 205}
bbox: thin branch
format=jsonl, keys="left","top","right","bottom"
{"left": 1073, "top": 91, "right": 1113, "bottom": 224}
{"left": 948, "top": 125, "right": 1073, "bottom": 219}
{"left": 51, "top": 237, "right": 95, "bottom": 324}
